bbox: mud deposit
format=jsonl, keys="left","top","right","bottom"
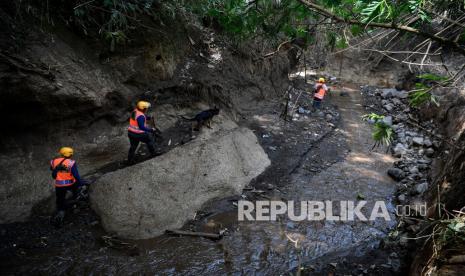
{"left": 0, "top": 81, "right": 406, "bottom": 275}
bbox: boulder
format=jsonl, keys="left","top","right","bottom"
{"left": 381, "top": 89, "right": 394, "bottom": 98}
{"left": 409, "top": 166, "right": 419, "bottom": 175}
{"left": 423, "top": 138, "right": 433, "bottom": 147}
{"left": 425, "top": 148, "right": 435, "bottom": 157}
{"left": 384, "top": 104, "right": 394, "bottom": 112}
{"left": 414, "top": 182, "right": 428, "bottom": 194}
{"left": 91, "top": 127, "right": 270, "bottom": 239}
{"left": 388, "top": 168, "right": 405, "bottom": 181}
{"left": 382, "top": 116, "right": 393, "bottom": 127}
{"left": 393, "top": 143, "right": 407, "bottom": 157}
{"left": 412, "top": 137, "right": 424, "bottom": 146}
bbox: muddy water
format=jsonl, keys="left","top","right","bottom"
{"left": 1, "top": 84, "right": 399, "bottom": 275}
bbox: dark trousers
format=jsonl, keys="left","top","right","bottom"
{"left": 55, "top": 184, "right": 78, "bottom": 212}
{"left": 313, "top": 97, "right": 322, "bottom": 109}
{"left": 128, "top": 131, "right": 155, "bottom": 162}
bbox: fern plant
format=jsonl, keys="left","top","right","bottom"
{"left": 362, "top": 113, "right": 394, "bottom": 147}
{"left": 409, "top": 73, "right": 446, "bottom": 107}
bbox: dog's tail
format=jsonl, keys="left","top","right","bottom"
{"left": 179, "top": 115, "right": 195, "bottom": 121}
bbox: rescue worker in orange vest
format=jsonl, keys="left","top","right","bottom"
{"left": 50, "top": 147, "right": 85, "bottom": 225}
{"left": 127, "top": 101, "right": 157, "bottom": 163}
{"left": 313, "top": 77, "right": 329, "bottom": 109}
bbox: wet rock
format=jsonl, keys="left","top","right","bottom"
{"left": 409, "top": 166, "right": 419, "bottom": 174}
{"left": 399, "top": 233, "right": 409, "bottom": 247}
{"left": 423, "top": 138, "right": 433, "bottom": 147}
{"left": 387, "top": 168, "right": 405, "bottom": 181}
{"left": 414, "top": 182, "right": 428, "bottom": 194}
{"left": 391, "top": 98, "right": 402, "bottom": 106}
{"left": 398, "top": 194, "right": 406, "bottom": 202}
{"left": 425, "top": 148, "right": 435, "bottom": 157}
{"left": 382, "top": 116, "right": 393, "bottom": 127}
{"left": 384, "top": 104, "right": 394, "bottom": 112}
{"left": 418, "top": 159, "right": 431, "bottom": 164}
{"left": 325, "top": 114, "right": 333, "bottom": 121}
{"left": 91, "top": 127, "right": 270, "bottom": 239}
{"left": 393, "top": 143, "right": 407, "bottom": 157}
{"left": 412, "top": 137, "right": 424, "bottom": 146}
{"left": 298, "top": 107, "right": 310, "bottom": 114}
{"left": 381, "top": 89, "right": 394, "bottom": 98}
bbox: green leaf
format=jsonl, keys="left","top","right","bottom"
{"left": 417, "top": 73, "right": 448, "bottom": 82}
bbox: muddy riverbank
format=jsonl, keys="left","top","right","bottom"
{"left": 0, "top": 78, "right": 409, "bottom": 275}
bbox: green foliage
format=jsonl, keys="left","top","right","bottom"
{"left": 362, "top": 112, "right": 385, "bottom": 122}
{"left": 409, "top": 73, "right": 446, "bottom": 107}
{"left": 362, "top": 113, "right": 393, "bottom": 145}
{"left": 191, "top": 0, "right": 315, "bottom": 42}
{"left": 430, "top": 215, "right": 465, "bottom": 257}
{"left": 409, "top": 89, "right": 439, "bottom": 107}
{"left": 360, "top": 0, "right": 393, "bottom": 23}
{"left": 72, "top": 0, "right": 159, "bottom": 49}
{"left": 417, "top": 73, "right": 448, "bottom": 82}
{"left": 372, "top": 121, "right": 393, "bottom": 145}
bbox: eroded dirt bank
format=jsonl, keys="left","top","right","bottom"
{"left": 0, "top": 77, "right": 408, "bottom": 275}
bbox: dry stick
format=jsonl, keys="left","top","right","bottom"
{"left": 403, "top": 13, "right": 465, "bottom": 65}
{"left": 297, "top": 0, "right": 465, "bottom": 55}
{"left": 368, "top": 50, "right": 443, "bottom": 66}
{"left": 421, "top": 41, "right": 432, "bottom": 70}
{"left": 165, "top": 230, "right": 222, "bottom": 239}
{"left": 280, "top": 85, "right": 293, "bottom": 120}
{"left": 331, "top": 15, "right": 418, "bottom": 57}
{"left": 423, "top": 8, "right": 465, "bottom": 29}
{"left": 361, "top": 48, "right": 441, "bottom": 56}
{"left": 332, "top": 29, "right": 395, "bottom": 56}
{"left": 263, "top": 40, "right": 292, "bottom": 58}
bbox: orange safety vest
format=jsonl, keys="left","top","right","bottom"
{"left": 128, "top": 109, "right": 146, "bottom": 134}
{"left": 51, "top": 158, "right": 76, "bottom": 187}
{"left": 315, "top": 84, "right": 327, "bottom": 100}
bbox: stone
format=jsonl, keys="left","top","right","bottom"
{"left": 384, "top": 104, "right": 394, "bottom": 112}
{"left": 381, "top": 89, "right": 394, "bottom": 98}
{"left": 425, "top": 148, "right": 435, "bottom": 157}
{"left": 387, "top": 168, "right": 405, "bottom": 181}
{"left": 398, "top": 194, "right": 406, "bottom": 202}
{"left": 391, "top": 98, "right": 402, "bottom": 106}
{"left": 393, "top": 143, "right": 407, "bottom": 157}
{"left": 415, "top": 182, "right": 428, "bottom": 194}
{"left": 423, "top": 139, "right": 433, "bottom": 147}
{"left": 382, "top": 116, "right": 393, "bottom": 127}
{"left": 91, "top": 127, "right": 270, "bottom": 238}
{"left": 412, "top": 137, "right": 424, "bottom": 146}
{"left": 409, "top": 166, "right": 419, "bottom": 174}
{"left": 397, "top": 92, "right": 409, "bottom": 99}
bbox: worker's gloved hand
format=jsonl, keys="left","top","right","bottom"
{"left": 77, "top": 181, "right": 90, "bottom": 200}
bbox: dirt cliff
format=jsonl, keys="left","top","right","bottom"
{"left": 0, "top": 2, "right": 292, "bottom": 223}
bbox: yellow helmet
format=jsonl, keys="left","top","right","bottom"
{"left": 318, "top": 77, "right": 325, "bottom": 83}
{"left": 59, "top": 147, "right": 74, "bottom": 157}
{"left": 136, "top": 101, "right": 151, "bottom": 110}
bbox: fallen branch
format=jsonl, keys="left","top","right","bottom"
{"left": 263, "top": 40, "right": 292, "bottom": 58}
{"left": 165, "top": 230, "right": 222, "bottom": 240}
{"left": 296, "top": 0, "right": 465, "bottom": 56}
